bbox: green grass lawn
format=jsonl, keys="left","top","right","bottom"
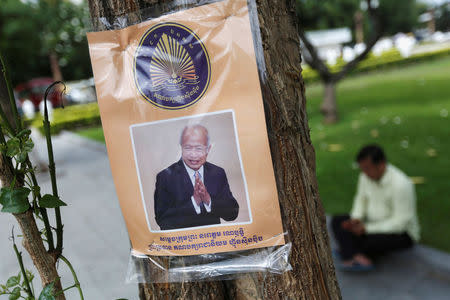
{"left": 306, "top": 56, "right": 450, "bottom": 252}
{"left": 75, "top": 56, "right": 450, "bottom": 252}
{"left": 75, "top": 127, "right": 105, "bottom": 143}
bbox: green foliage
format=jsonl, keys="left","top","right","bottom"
{"left": 296, "top": 0, "right": 360, "bottom": 30}
{"left": 1, "top": 276, "right": 56, "bottom": 300}
{"left": 0, "top": 187, "right": 31, "bottom": 214}
{"left": 0, "top": 49, "right": 84, "bottom": 300}
{"left": 302, "top": 47, "right": 450, "bottom": 82}
{"left": 436, "top": 2, "right": 450, "bottom": 32}
{"left": 6, "top": 274, "right": 20, "bottom": 288}
{"left": 39, "top": 194, "right": 67, "bottom": 208}
{"left": 32, "top": 102, "right": 101, "bottom": 135}
{"left": 0, "top": 0, "right": 92, "bottom": 84}
{"left": 377, "top": 0, "right": 422, "bottom": 35}
{"left": 307, "top": 57, "right": 450, "bottom": 252}
{"left": 2, "top": 129, "right": 34, "bottom": 163}
{"left": 0, "top": 270, "right": 34, "bottom": 300}
{"left": 38, "top": 282, "right": 55, "bottom": 300}
{"left": 296, "top": 0, "right": 422, "bottom": 37}
{"left": 9, "top": 287, "right": 21, "bottom": 300}
{"left": 0, "top": 0, "right": 50, "bottom": 84}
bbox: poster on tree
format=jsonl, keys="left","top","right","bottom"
{"left": 87, "top": 0, "right": 285, "bottom": 256}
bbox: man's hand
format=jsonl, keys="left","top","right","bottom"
{"left": 193, "top": 175, "right": 203, "bottom": 205}
{"left": 341, "top": 219, "right": 365, "bottom": 236}
{"left": 193, "top": 173, "right": 211, "bottom": 206}
{"left": 341, "top": 219, "right": 353, "bottom": 230}
{"left": 351, "top": 222, "right": 365, "bottom": 236}
{"left": 197, "top": 179, "right": 211, "bottom": 205}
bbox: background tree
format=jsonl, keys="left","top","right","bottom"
{"left": 0, "top": 0, "right": 92, "bottom": 85}
{"left": 375, "top": 0, "right": 422, "bottom": 35}
{"left": 435, "top": 1, "right": 450, "bottom": 31}
{"left": 296, "top": 0, "right": 360, "bottom": 30}
{"left": 296, "top": 0, "right": 422, "bottom": 123}
{"left": 87, "top": 0, "right": 341, "bottom": 299}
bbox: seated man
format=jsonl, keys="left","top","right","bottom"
{"left": 332, "top": 144, "right": 420, "bottom": 271}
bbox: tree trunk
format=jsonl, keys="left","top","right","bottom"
{"left": 354, "top": 10, "right": 364, "bottom": 44}
{"left": 49, "top": 51, "right": 63, "bottom": 82}
{"left": 320, "top": 81, "right": 338, "bottom": 124}
{"left": 87, "top": 0, "right": 341, "bottom": 299}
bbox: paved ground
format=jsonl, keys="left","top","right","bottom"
{"left": 1, "top": 130, "right": 450, "bottom": 299}
{"left": 328, "top": 220, "right": 450, "bottom": 300}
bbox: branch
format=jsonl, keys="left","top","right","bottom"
{"left": 12, "top": 228, "right": 34, "bottom": 299}
{"left": 43, "top": 82, "right": 65, "bottom": 253}
{"left": 332, "top": 0, "right": 383, "bottom": 82}
{"left": 298, "top": 0, "right": 384, "bottom": 83}
{"left": 59, "top": 255, "right": 84, "bottom": 300}
{"left": 298, "top": 28, "right": 332, "bottom": 81}
{"left": 26, "top": 157, "right": 55, "bottom": 252}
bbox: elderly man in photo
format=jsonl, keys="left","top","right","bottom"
{"left": 154, "top": 124, "right": 239, "bottom": 230}
{"left": 332, "top": 144, "right": 420, "bottom": 271}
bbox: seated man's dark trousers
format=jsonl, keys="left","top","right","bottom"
{"left": 331, "top": 215, "right": 414, "bottom": 260}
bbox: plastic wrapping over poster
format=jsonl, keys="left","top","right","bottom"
{"left": 87, "top": 0, "right": 291, "bottom": 282}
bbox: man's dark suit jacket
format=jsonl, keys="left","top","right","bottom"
{"left": 154, "top": 159, "right": 239, "bottom": 230}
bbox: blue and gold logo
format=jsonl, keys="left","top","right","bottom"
{"left": 134, "top": 22, "right": 211, "bottom": 110}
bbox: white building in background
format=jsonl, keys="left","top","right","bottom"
{"left": 303, "top": 27, "right": 352, "bottom": 65}
{"left": 372, "top": 38, "right": 394, "bottom": 56}
{"left": 394, "top": 33, "right": 417, "bottom": 57}
{"left": 302, "top": 22, "right": 449, "bottom": 68}
{"left": 342, "top": 46, "right": 356, "bottom": 62}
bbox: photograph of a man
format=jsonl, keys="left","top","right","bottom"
{"left": 154, "top": 124, "right": 239, "bottom": 230}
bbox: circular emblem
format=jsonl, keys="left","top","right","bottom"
{"left": 134, "top": 22, "right": 211, "bottom": 110}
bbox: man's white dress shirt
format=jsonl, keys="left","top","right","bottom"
{"left": 351, "top": 164, "right": 420, "bottom": 241}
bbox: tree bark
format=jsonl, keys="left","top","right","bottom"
{"left": 354, "top": 11, "right": 364, "bottom": 44}
{"left": 320, "top": 81, "right": 338, "bottom": 124}
{"left": 228, "top": 1, "right": 340, "bottom": 298}
{"left": 87, "top": 0, "right": 341, "bottom": 299}
{"left": 14, "top": 211, "right": 65, "bottom": 300}
{"left": 49, "top": 51, "right": 63, "bottom": 82}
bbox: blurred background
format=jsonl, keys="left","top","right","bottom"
{"left": 0, "top": 0, "right": 449, "bottom": 299}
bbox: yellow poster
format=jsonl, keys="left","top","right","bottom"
{"left": 87, "top": 0, "right": 284, "bottom": 256}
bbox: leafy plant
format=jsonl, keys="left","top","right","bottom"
{"left": 0, "top": 51, "right": 83, "bottom": 299}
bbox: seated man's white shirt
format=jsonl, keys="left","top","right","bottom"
{"left": 183, "top": 162, "right": 212, "bottom": 214}
{"left": 350, "top": 164, "right": 420, "bottom": 241}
